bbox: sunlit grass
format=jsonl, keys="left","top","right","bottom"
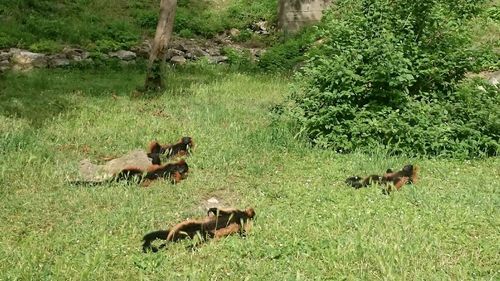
{"left": 0, "top": 66, "right": 498, "bottom": 280}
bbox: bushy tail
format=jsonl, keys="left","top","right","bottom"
{"left": 142, "top": 230, "right": 169, "bottom": 253}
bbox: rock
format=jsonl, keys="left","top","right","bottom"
{"left": 8, "top": 48, "right": 21, "bottom": 55}
{"left": 0, "top": 51, "right": 10, "bottom": 61}
{"left": 11, "top": 50, "right": 47, "bottom": 70}
{"left": 132, "top": 40, "right": 151, "bottom": 58}
{"left": 191, "top": 46, "right": 209, "bottom": 58}
{"left": 252, "top": 20, "right": 269, "bottom": 34}
{"left": 467, "top": 70, "right": 500, "bottom": 88}
{"left": 0, "top": 60, "right": 9, "bottom": 72}
{"left": 229, "top": 28, "right": 241, "bottom": 37}
{"left": 166, "top": 48, "right": 185, "bottom": 60}
{"left": 108, "top": 50, "right": 136, "bottom": 61}
{"left": 175, "top": 43, "right": 190, "bottom": 53}
{"left": 63, "top": 47, "right": 89, "bottom": 61}
{"left": 170, "top": 55, "right": 186, "bottom": 65}
{"left": 487, "top": 70, "right": 500, "bottom": 87}
{"left": 78, "top": 150, "right": 153, "bottom": 183}
{"left": 250, "top": 48, "right": 265, "bottom": 58}
{"left": 48, "top": 55, "right": 71, "bottom": 68}
{"left": 209, "top": 55, "right": 229, "bottom": 64}
{"left": 205, "top": 48, "right": 221, "bottom": 56}
{"left": 184, "top": 52, "right": 195, "bottom": 60}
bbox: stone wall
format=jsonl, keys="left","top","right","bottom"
{"left": 278, "top": 0, "right": 332, "bottom": 33}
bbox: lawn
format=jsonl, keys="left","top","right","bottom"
{"left": 0, "top": 65, "right": 498, "bottom": 280}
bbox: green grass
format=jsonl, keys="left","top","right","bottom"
{"left": 0, "top": 66, "right": 499, "bottom": 280}
{"left": 0, "top": 0, "right": 277, "bottom": 51}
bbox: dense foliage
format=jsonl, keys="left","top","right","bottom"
{"left": 258, "top": 28, "right": 314, "bottom": 72}
{"left": 284, "top": 0, "right": 499, "bottom": 158}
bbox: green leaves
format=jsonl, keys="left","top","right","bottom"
{"left": 284, "top": 0, "right": 498, "bottom": 158}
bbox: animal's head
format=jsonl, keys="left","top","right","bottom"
{"left": 402, "top": 164, "right": 414, "bottom": 176}
{"left": 345, "top": 176, "right": 362, "bottom": 183}
{"left": 181, "top": 137, "right": 194, "bottom": 146}
{"left": 245, "top": 208, "right": 256, "bottom": 219}
{"left": 175, "top": 159, "right": 189, "bottom": 178}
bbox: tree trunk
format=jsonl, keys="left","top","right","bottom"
{"left": 144, "top": 0, "right": 177, "bottom": 91}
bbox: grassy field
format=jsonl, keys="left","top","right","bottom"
{"left": 0, "top": 0, "right": 277, "bottom": 50}
{"left": 0, "top": 65, "right": 499, "bottom": 280}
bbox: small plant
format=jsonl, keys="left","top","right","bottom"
{"left": 221, "top": 47, "right": 256, "bottom": 71}
{"left": 178, "top": 28, "right": 194, "bottom": 38}
{"left": 258, "top": 28, "right": 314, "bottom": 72}
{"left": 29, "top": 40, "right": 63, "bottom": 53}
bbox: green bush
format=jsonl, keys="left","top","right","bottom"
{"left": 258, "top": 29, "right": 315, "bottom": 72}
{"left": 221, "top": 46, "right": 256, "bottom": 71}
{"left": 283, "top": 0, "right": 499, "bottom": 158}
{"left": 29, "top": 40, "right": 63, "bottom": 53}
{"left": 0, "top": 34, "right": 14, "bottom": 49}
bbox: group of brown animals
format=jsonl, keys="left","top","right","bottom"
{"left": 114, "top": 136, "right": 256, "bottom": 252}
{"left": 114, "top": 137, "right": 194, "bottom": 186}
{"left": 142, "top": 207, "right": 256, "bottom": 252}
{"left": 109, "top": 136, "right": 418, "bottom": 252}
{"left": 345, "top": 164, "right": 419, "bottom": 194}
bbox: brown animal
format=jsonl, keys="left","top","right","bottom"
{"left": 346, "top": 164, "right": 419, "bottom": 192}
{"left": 147, "top": 137, "right": 194, "bottom": 164}
{"left": 381, "top": 164, "right": 419, "bottom": 192}
{"left": 142, "top": 207, "right": 255, "bottom": 252}
{"left": 115, "top": 159, "right": 189, "bottom": 186}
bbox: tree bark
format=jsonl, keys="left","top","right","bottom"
{"left": 144, "top": 0, "right": 177, "bottom": 91}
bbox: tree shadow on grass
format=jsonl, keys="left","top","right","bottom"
{"left": 0, "top": 64, "right": 227, "bottom": 126}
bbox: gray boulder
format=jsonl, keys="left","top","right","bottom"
{"left": 191, "top": 46, "right": 209, "bottom": 58}
{"left": 48, "top": 55, "right": 71, "bottom": 68}
{"left": 0, "top": 51, "right": 10, "bottom": 61}
{"left": 166, "top": 48, "right": 185, "bottom": 60}
{"left": 209, "top": 55, "right": 229, "bottom": 64}
{"left": 63, "top": 47, "right": 89, "bottom": 61}
{"left": 0, "top": 60, "right": 10, "bottom": 72}
{"left": 109, "top": 50, "right": 137, "bottom": 61}
{"left": 170, "top": 55, "right": 187, "bottom": 65}
{"left": 11, "top": 50, "right": 47, "bottom": 70}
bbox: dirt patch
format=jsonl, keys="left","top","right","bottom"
{"left": 196, "top": 189, "right": 242, "bottom": 213}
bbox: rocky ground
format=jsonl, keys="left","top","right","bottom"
{"left": 0, "top": 25, "right": 270, "bottom": 73}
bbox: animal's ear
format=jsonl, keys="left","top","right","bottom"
{"left": 386, "top": 168, "right": 393, "bottom": 173}
{"left": 148, "top": 141, "right": 162, "bottom": 154}
{"left": 246, "top": 208, "right": 256, "bottom": 218}
{"left": 207, "top": 207, "right": 219, "bottom": 216}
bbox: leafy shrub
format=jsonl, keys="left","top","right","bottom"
{"left": 178, "top": 28, "right": 194, "bottom": 38}
{"left": 134, "top": 10, "right": 158, "bottom": 29}
{"left": 258, "top": 28, "right": 315, "bottom": 72}
{"left": 0, "top": 34, "right": 14, "bottom": 49}
{"left": 29, "top": 40, "right": 63, "bottom": 53}
{"left": 283, "top": 0, "right": 499, "bottom": 158}
{"left": 221, "top": 47, "right": 256, "bottom": 71}
{"left": 89, "top": 39, "right": 121, "bottom": 53}
{"left": 232, "top": 29, "right": 253, "bottom": 42}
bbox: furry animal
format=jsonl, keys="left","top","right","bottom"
{"left": 346, "top": 164, "right": 419, "bottom": 192}
{"left": 381, "top": 164, "right": 419, "bottom": 192}
{"left": 147, "top": 137, "right": 194, "bottom": 164}
{"left": 142, "top": 207, "right": 255, "bottom": 252}
{"left": 115, "top": 159, "right": 189, "bottom": 185}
